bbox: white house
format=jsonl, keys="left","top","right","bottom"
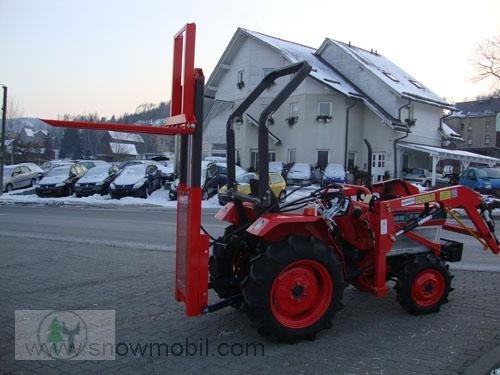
{"left": 204, "top": 28, "right": 492, "bottom": 182}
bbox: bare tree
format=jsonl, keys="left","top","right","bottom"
{"left": 473, "top": 33, "right": 500, "bottom": 84}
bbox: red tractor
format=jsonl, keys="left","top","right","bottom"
{"left": 43, "top": 24, "right": 499, "bottom": 342}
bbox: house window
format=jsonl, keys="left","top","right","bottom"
{"left": 318, "top": 102, "right": 332, "bottom": 116}
{"left": 317, "top": 150, "right": 329, "bottom": 169}
{"left": 383, "top": 71, "right": 399, "bottom": 82}
{"left": 485, "top": 120, "right": 492, "bottom": 130}
{"left": 409, "top": 80, "right": 425, "bottom": 89}
{"left": 460, "top": 123, "right": 465, "bottom": 133}
{"left": 485, "top": 135, "right": 491, "bottom": 145}
{"left": 250, "top": 148, "right": 258, "bottom": 171}
{"left": 269, "top": 150, "right": 276, "bottom": 162}
{"left": 290, "top": 102, "right": 299, "bottom": 119}
{"left": 347, "top": 151, "right": 356, "bottom": 170}
{"left": 237, "top": 70, "right": 245, "bottom": 89}
{"left": 468, "top": 139, "right": 473, "bottom": 145}
{"left": 288, "top": 148, "right": 296, "bottom": 164}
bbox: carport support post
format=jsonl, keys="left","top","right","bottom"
{"left": 431, "top": 155, "right": 440, "bottom": 187}
{"left": 0, "top": 85, "right": 7, "bottom": 197}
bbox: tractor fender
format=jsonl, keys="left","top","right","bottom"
{"left": 214, "top": 201, "right": 257, "bottom": 225}
{"left": 247, "top": 213, "right": 340, "bottom": 258}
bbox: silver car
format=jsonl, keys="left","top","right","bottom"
{"left": 3, "top": 164, "right": 40, "bottom": 192}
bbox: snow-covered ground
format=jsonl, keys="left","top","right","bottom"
{"left": 0, "top": 185, "right": 319, "bottom": 208}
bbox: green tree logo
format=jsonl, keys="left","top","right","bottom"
{"left": 37, "top": 311, "right": 88, "bottom": 359}
{"left": 46, "top": 317, "right": 64, "bottom": 354}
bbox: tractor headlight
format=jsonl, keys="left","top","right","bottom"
{"left": 55, "top": 183, "right": 65, "bottom": 187}
{"left": 110, "top": 183, "right": 116, "bottom": 190}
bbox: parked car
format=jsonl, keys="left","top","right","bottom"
{"left": 269, "top": 161, "right": 286, "bottom": 177}
{"left": 169, "top": 161, "right": 245, "bottom": 200}
{"left": 286, "top": 162, "right": 313, "bottom": 186}
{"left": 18, "top": 163, "right": 44, "bottom": 180}
{"left": 35, "top": 164, "right": 87, "bottom": 197}
{"left": 403, "top": 167, "right": 449, "bottom": 188}
{"left": 74, "top": 165, "right": 118, "bottom": 197}
{"left": 459, "top": 167, "right": 500, "bottom": 197}
{"left": 75, "top": 159, "right": 113, "bottom": 170}
{"left": 218, "top": 172, "right": 287, "bottom": 206}
{"left": 321, "top": 163, "right": 346, "bottom": 186}
{"left": 41, "top": 160, "right": 73, "bottom": 173}
{"left": 109, "top": 162, "right": 162, "bottom": 199}
{"left": 153, "top": 160, "right": 175, "bottom": 183}
{"left": 3, "top": 164, "right": 41, "bottom": 192}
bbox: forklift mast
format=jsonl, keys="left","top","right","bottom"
{"left": 41, "top": 23, "right": 210, "bottom": 316}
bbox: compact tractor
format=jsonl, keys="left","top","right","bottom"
{"left": 43, "top": 24, "right": 499, "bottom": 342}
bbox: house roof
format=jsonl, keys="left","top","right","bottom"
{"left": 207, "top": 29, "right": 405, "bottom": 128}
{"left": 240, "top": 29, "right": 363, "bottom": 100}
{"left": 109, "top": 142, "right": 138, "bottom": 156}
{"left": 450, "top": 97, "right": 500, "bottom": 118}
{"left": 108, "top": 131, "right": 144, "bottom": 143}
{"left": 318, "top": 39, "right": 454, "bottom": 110}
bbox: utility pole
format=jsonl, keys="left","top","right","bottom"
{"left": 0, "top": 85, "right": 7, "bottom": 197}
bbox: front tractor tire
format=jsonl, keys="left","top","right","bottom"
{"left": 242, "top": 236, "right": 346, "bottom": 342}
{"left": 395, "top": 254, "right": 452, "bottom": 315}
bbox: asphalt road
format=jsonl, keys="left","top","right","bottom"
{"left": 1, "top": 205, "right": 499, "bottom": 374}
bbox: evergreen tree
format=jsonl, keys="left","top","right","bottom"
{"left": 47, "top": 317, "right": 64, "bottom": 354}
{"left": 59, "top": 128, "right": 82, "bottom": 159}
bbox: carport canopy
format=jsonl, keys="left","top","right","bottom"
{"left": 397, "top": 142, "right": 500, "bottom": 186}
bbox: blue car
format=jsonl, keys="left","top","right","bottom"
{"left": 321, "top": 163, "right": 346, "bottom": 187}
{"left": 458, "top": 167, "right": 500, "bottom": 197}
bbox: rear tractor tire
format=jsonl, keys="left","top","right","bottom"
{"left": 242, "top": 235, "right": 346, "bottom": 342}
{"left": 395, "top": 254, "right": 452, "bottom": 315}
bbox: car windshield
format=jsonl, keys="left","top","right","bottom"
{"left": 477, "top": 169, "right": 489, "bottom": 179}
{"left": 3, "top": 166, "right": 12, "bottom": 176}
{"left": 269, "top": 162, "right": 282, "bottom": 172}
{"left": 325, "top": 164, "right": 344, "bottom": 175}
{"left": 85, "top": 166, "right": 109, "bottom": 177}
{"left": 122, "top": 164, "right": 146, "bottom": 176}
{"left": 485, "top": 168, "right": 500, "bottom": 179}
{"left": 290, "top": 163, "right": 309, "bottom": 173}
{"left": 236, "top": 173, "right": 257, "bottom": 183}
{"left": 409, "top": 168, "right": 425, "bottom": 175}
{"left": 46, "top": 166, "right": 71, "bottom": 177}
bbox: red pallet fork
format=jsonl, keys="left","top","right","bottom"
{"left": 41, "top": 23, "right": 209, "bottom": 316}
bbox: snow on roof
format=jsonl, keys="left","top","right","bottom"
{"left": 109, "top": 142, "right": 138, "bottom": 156}
{"left": 325, "top": 39, "right": 451, "bottom": 108}
{"left": 399, "top": 142, "right": 500, "bottom": 164}
{"left": 23, "top": 128, "right": 35, "bottom": 137}
{"left": 108, "top": 131, "right": 144, "bottom": 143}
{"left": 440, "top": 121, "right": 463, "bottom": 141}
{"left": 242, "top": 29, "right": 362, "bottom": 98}
{"left": 450, "top": 97, "right": 500, "bottom": 118}
{"left": 37, "top": 130, "right": 48, "bottom": 136}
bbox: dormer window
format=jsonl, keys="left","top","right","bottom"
{"left": 383, "top": 71, "right": 399, "bottom": 82}
{"left": 237, "top": 70, "right": 245, "bottom": 89}
{"left": 409, "top": 80, "right": 425, "bottom": 89}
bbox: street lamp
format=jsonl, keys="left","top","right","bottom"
{"left": 0, "top": 84, "right": 7, "bottom": 197}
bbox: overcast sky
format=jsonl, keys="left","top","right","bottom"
{"left": 1, "top": 0, "right": 499, "bottom": 119}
